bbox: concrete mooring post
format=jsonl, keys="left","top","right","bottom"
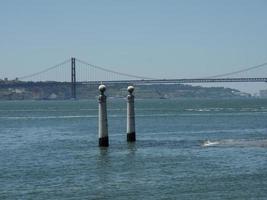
{"left": 98, "top": 85, "right": 109, "bottom": 147}
{"left": 127, "top": 86, "right": 136, "bottom": 142}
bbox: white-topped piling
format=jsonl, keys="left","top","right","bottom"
{"left": 98, "top": 84, "right": 109, "bottom": 147}
{"left": 127, "top": 86, "right": 136, "bottom": 142}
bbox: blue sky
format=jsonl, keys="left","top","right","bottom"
{"left": 1, "top": 0, "right": 267, "bottom": 93}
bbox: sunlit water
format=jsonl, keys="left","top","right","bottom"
{"left": 0, "top": 99, "right": 267, "bottom": 199}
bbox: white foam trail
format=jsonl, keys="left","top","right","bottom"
{"left": 202, "top": 140, "right": 220, "bottom": 147}
{"left": 184, "top": 107, "right": 267, "bottom": 113}
{"left": 202, "top": 139, "right": 267, "bottom": 148}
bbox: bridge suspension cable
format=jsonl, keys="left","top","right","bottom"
{"left": 18, "top": 59, "right": 71, "bottom": 80}
{"left": 206, "top": 61, "right": 267, "bottom": 78}
{"left": 76, "top": 58, "right": 267, "bottom": 80}
{"left": 75, "top": 58, "right": 154, "bottom": 80}
{"left": 15, "top": 57, "right": 267, "bottom": 82}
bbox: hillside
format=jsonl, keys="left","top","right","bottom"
{"left": 0, "top": 81, "right": 251, "bottom": 100}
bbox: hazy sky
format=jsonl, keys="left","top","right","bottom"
{"left": 1, "top": 0, "right": 267, "bottom": 93}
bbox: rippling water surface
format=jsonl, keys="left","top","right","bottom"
{"left": 1, "top": 99, "right": 267, "bottom": 199}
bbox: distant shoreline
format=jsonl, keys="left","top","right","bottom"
{"left": 0, "top": 81, "right": 253, "bottom": 100}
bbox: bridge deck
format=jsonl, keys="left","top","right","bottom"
{"left": 82, "top": 78, "right": 267, "bottom": 85}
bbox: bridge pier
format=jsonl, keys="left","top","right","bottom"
{"left": 127, "top": 86, "right": 136, "bottom": 142}
{"left": 98, "top": 85, "right": 109, "bottom": 147}
{"left": 71, "top": 57, "right": 76, "bottom": 99}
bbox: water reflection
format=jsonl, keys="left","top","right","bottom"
{"left": 127, "top": 142, "right": 137, "bottom": 156}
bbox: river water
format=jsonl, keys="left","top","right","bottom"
{"left": 0, "top": 99, "right": 267, "bottom": 199}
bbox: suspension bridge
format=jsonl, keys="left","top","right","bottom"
{"left": 3, "top": 57, "right": 267, "bottom": 99}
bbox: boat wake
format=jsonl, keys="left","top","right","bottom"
{"left": 202, "top": 140, "right": 220, "bottom": 147}
{"left": 202, "top": 139, "right": 267, "bottom": 148}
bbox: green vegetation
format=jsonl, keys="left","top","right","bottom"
{"left": 0, "top": 81, "right": 251, "bottom": 100}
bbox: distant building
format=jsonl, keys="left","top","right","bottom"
{"left": 8, "top": 88, "right": 25, "bottom": 94}
{"left": 259, "top": 90, "right": 267, "bottom": 98}
{"left": 48, "top": 93, "right": 58, "bottom": 99}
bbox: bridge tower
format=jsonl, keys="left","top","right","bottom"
{"left": 71, "top": 57, "right": 76, "bottom": 99}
